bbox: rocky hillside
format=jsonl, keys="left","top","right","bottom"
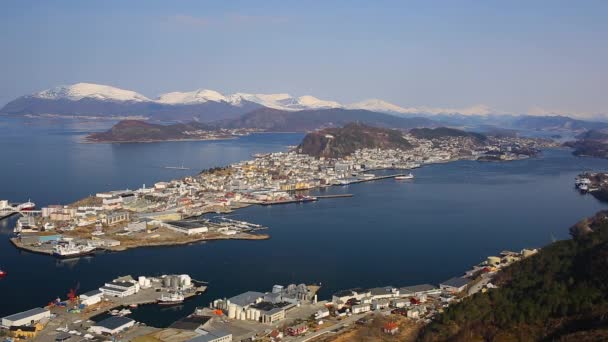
{"left": 564, "top": 129, "right": 608, "bottom": 158}
{"left": 86, "top": 120, "right": 215, "bottom": 142}
{"left": 409, "top": 127, "right": 487, "bottom": 142}
{"left": 419, "top": 211, "right": 608, "bottom": 341}
{"left": 297, "top": 123, "right": 413, "bottom": 158}
{"left": 216, "top": 107, "right": 436, "bottom": 132}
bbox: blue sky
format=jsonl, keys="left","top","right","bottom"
{"left": 1, "top": 0, "right": 607, "bottom": 117}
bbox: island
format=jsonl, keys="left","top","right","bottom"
{"left": 564, "top": 129, "right": 608, "bottom": 158}
{"left": 9, "top": 123, "right": 557, "bottom": 258}
{"left": 85, "top": 120, "right": 257, "bottom": 143}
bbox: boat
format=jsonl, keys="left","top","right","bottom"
{"left": 52, "top": 243, "right": 96, "bottom": 259}
{"left": 14, "top": 216, "right": 38, "bottom": 233}
{"left": 118, "top": 308, "right": 132, "bottom": 316}
{"left": 129, "top": 304, "right": 138, "bottom": 308}
{"left": 17, "top": 200, "right": 36, "bottom": 211}
{"left": 158, "top": 292, "right": 184, "bottom": 305}
{"left": 395, "top": 173, "right": 414, "bottom": 180}
{"left": 0, "top": 269, "right": 6, "bottom": 277}
{"left": 164, "top": 164, "right": 190, "bottom": 170}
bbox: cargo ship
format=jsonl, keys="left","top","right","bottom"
{"left": 158, "top": 292, "right": 184, "bottom": 305}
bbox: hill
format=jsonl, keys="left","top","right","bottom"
{"left": 85, "top": 120, "right": 219, "bottom": 142}
{"left": 419, "top": 211, "right": 608, "bottom": 341}
{"left": 564, "top": 129, "right": 608, "bottom": 158}
{"left": 512, "top": 115, "right": 608, "bottom": 132}
{"left": 409, "top": 127, "right": 487, "bottom": 142}
{"left": 297, "top": 123, "right": 413, "bottom": 158}
{"left": 216, "top": 107, "right": 436, "bottom": 132}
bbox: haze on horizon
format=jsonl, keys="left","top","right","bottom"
{"left": 1, "top": 0, "right": 607, "bottom": 119}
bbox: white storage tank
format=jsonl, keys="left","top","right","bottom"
{"left": 138, "top": 276, "right": 146, "bottom": 286}
{"left": 253, "top": 310, "right": 260, "bottom": 321}
{"left": 246, "top": 309, "right": 251, "bottom": 320}
{"left": 180, "top": 274, "right": 192, "bottom": 287}
{"left": 228, "top": 304, "right": 236, "bottom": 319}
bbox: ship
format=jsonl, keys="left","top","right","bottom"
{"left": 0, "top": 269, "right": 6, "bottom": 277}
{"left": 14, "top": 216, "right": 38, "bottom": 233}
{"left": 164, "top": 164, "right": 190, "bottom": 170}
{"left": 395, "top": 173, "right": 414, "bottom": 180}
{"left": 52, "top": 243, "right": 96, "bottom": 259}
{"left": 158, "top": 292, "right": 184, "bottom": 305}
{"left": 17, "top": 200, "right": 36, "bottom": 211}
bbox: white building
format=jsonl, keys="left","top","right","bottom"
{"left": 89, "top": 316, "right": 135, "bottom": 335}
{"left": 99, "top": 281, "right": 140, "bottom": 297}
{"left": 351, "top": 304, "right": 371, "bottom": 314}
{"left": 1, "top": 308, "right": 50, "bottom": 328}
{"left": 80, "top": 289, "right": 103, "bottom": 306}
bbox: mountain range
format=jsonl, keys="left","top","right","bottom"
{"left": 3, "top": 83, "right": 608, "bottom": 134}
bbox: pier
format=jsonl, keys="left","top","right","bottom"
{"left": 316, "top": 194, "right": 354, "bottom": 199}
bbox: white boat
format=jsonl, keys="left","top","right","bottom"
{"left": 158, "top": 292, "right": 184, "bottom": 305}
{"left": 118, "top": 308, "right": 132, "bottom": 316}
{"left": 14, "top": 216, "right": 38, "bottom": 233}
{"left": 395, "top": 173, "right": 414, "bottom": 180}
{"left": 17, "top": 200, "right": 36, "bottom": 211}
{"left": 164, "top": 164, "right": 190, "bottom": 170}
{"left": 53, "top": 243, "right": 96, "bottom": 259}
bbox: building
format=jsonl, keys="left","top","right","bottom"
{"left": 286, "top": 323, "right": 308, "bottom": 336}
{"left": 1, "top": 307, "right": 50, "bottom": 328}
{"left": 9, "top": 323, "right": 43, "bottom": 339}
{"left": 80, "top": 289, "right": 103, "bottom": 306}
{"left": 164, "top": 221, "right": 209, "bottom": 235}
{"left": 399, "top": 284, "right": 440, "bottom": 297}
{"left": 372, "top": 298, "right": 390, "bottom": 310}
{"left": 369, "top": 286, "right": 399, "bottom": 300}
{"left": 99, "top": 281, "right": 140, "bottom": 297}
{"left": 188, "top": 330, "right": 232, "bottom": 342}
{"left": 351, "top": 304, "right": 371, "bottom": 314}
{"left": 314, "top": 308, "right": 330, "bottom": 320}
{"left": 89, "top": 316, "right": 135, "bottom": 335}
{"left": 332, "top": 289, "right": 371, "bottom": 309}
{"left": 440, "top": 277, "right": 472, "bottom": 293}
{"left": 102, "top": 211, "right": 130, "bottom": 226}
{"left": 382, "top": 322, "right": 399, "bottom": 335}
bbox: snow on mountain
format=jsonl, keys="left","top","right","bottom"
{"left": 156, "top": 90, "right": 342, "bottom": 111}
{"left": 347, "top": 99, "right": 410, "bottom": 114}
{"left": 34, "top": 83, "right": 151, "bottom": 102}
{"left": 156, "top": 89, "right": 226, "bottom": 105}
{"left": 27, "top": 83, "right": 495, "bottom": 116}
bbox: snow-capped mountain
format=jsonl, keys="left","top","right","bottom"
{"left": 156, "top": 89, "right": 342, "bottom": 111}
{"left": 34, "top": 83, "right": 151, "bottom": 102}
{"left": 1, "top": 82, "right": 503, "bottom": 123}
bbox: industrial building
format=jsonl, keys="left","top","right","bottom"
{"left": 188, "top": 330, "right": 232, "bottom": 342}
{"left": 440, "top": 277, "right": 472, "bottom": 293}
{"left": 164, "top": 220, "right": 209, "bottom": 235}
{"left": 1, "top": 307, "right": 50, "bottom": 329}
{"left": 89, "top": 316, "right": 135, "bottom": 335}
{"left": 99, "top": 280, "right": 140, "bottom": 297}
{"left": 80, "top": 289, "right": 103, "bottom": 306}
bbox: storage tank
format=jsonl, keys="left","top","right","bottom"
{"left": 522, "top": 249, "right": 537, "bottom": 258}
{"left": 253, "top": 310, "right": 260, "bottom": 321}
{"left": 145, "top": 279, "right": 151, "bottom": 287}
{"left": 228, "top": 304, "right": 236, "bottom": 319}
{"left": 487, "top": 256, "right": 501, "bottom": 266}
{"left": 169, "top": 276, "right": 179, "bottom": 289}
{"left": 138, "top": 276, "right": 146, "bottom": 286}
{"left": 163, "top": 276, "right": 171, "bottom": 288}
{"left": 180, "top": 274, "right": 192, "bottom": 287}
{"left": 246, "top": 309, "right": 251, "bottom": 320}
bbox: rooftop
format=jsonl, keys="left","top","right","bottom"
{"left": 228, "top": 291, "right": 264, "bottom": 307}
{"left": 2, "top": 307, "right": 48, "bottom": 323}
{"left": 441, "top": 277, "right": 472, "bottom": 288}
{"left": 94, "top": 316, "right": 134, "bottom": 330}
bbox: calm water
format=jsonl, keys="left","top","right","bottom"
{"left": 1, "top": 117, "right": 607, "bottom": 327}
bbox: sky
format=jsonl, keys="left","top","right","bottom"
{"left": 1, "top": 0, "right": 607, "bottom": 118}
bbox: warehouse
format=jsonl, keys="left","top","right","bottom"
{"left": 440, "top": 277, "right": 472, "bottom": 293}
{"left": 1, "top": 307, "right": 50, "bottom": 328}
{"left": 99, "top": 281, "right": 139, "bottom": 297}
{"left": 80, "top": 289, "right": 103, "bottom": 306}
{"left": 89, "top": 316, "right": 135, "bottom": 335}
{"left": 164, "top": 220, "right": 209, "bottom": 235}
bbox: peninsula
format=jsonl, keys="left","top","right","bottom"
{"left": 8, "top": 123, "right": 557, "bottom": 258}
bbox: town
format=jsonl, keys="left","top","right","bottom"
{"left": 0, "top": 247, "right": 539, "bottom": 341}
{"left": 4, "top": 131, "right": 555, "bottom": 258}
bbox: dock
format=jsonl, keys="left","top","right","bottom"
{"left": 315, "top": 194, "right": 353, "bottom": 199}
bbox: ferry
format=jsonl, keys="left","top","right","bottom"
{"left": 395, "top": 173, "right": 414, "bottom": 180}
{"left": 164, "top": 164, "right": 190, "bottom": 170}
{"left": 53, "top": 243, "right": 96, "bottom": 259}
{"left": 17, "top": 200, "right": 36, "bottom": 211}
{"left": 158, "top": 292, "right": 184, "bottom": 305}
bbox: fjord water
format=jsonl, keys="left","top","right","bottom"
{"left": 1, "top": 117, "right": 608, "bottom": 326}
